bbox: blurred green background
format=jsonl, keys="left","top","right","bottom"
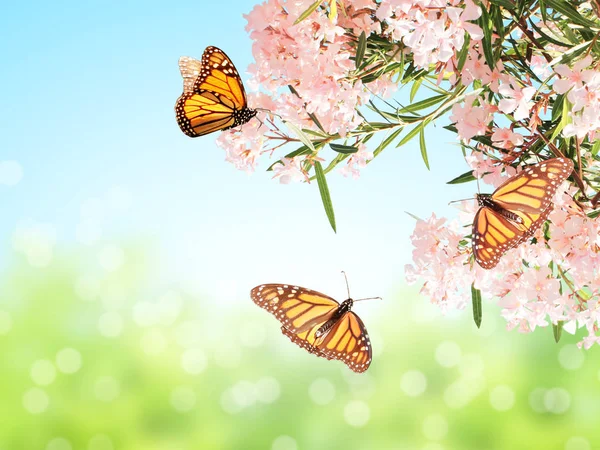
{"left": 1, "top": 242, "right": 599, "bottom": 450}
{"left": 2, "top": 0, "right": 600, "bottom": 449}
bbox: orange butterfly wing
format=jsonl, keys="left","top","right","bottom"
{"left": 250, "top": 284, "right": 339, "bottom": 334}
{"left": 175, "top": 47, "right": 256, "bottom": 137}
{"left": 473, "top": 157, "right": 573, "bottom": 269}
{"left": 251, "top": 284, "right": 373, "bottom": 373}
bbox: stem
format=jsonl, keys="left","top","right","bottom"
{"left": 556, "top": 264, "right": 587, "bottom": 307}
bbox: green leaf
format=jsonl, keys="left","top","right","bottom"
{"left": 399, "top": 94, "right": 448, "bottom": 115}
{"left": 410, "top": 78, "right": 423, "bottom": 103}
{"left": 396, "top": 122, "right": 425, "bottom": 148}
{"left": 355, "top": 31, "right": 366, "bottom": 70}
{"left": 479, "top": 6, "right": 495, "bottom": 69}
{"left": 456, "top": 34, "right": 471, "bottom": 71}
{"left": 404, "top": 211, "right": 423, "bottom": 221}
{"left": 553, "top": 321, "right": 564, "bottom": 343}
{"left": 314, "top": 161, "right": 337, "bottom": 233}
{"left": 419, "top": 128, "right": 429, "bottom": 170}
{"left": 284, "top": 121, "right": 316, "bottom": 152}
{"left": 329, "top": 143, "right": 359, "bottom": 154}
{"left": 488, "top": 0, "right": 515, "bottom": 9}
{"left": 294, "top": 0, "right": 322, "bottom": 25}
{"left": 372, "top": 128, "right": 403, "bottom": 158}
{"left": 545, "top": 0, "right": 598, "bottom": 28}
{"left": 447, "top": 170, "right": 476, "bottom": 184}
{"left": 471, "top": 283, "right": 483, "bottom": 329}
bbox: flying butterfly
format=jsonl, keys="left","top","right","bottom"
{"left": 472, "top": 157, "right": 574, "bottom": 269}
{"left": 175, "top": 46, "right": 257, "bottom": 137}
{"left": 250, "top": 274, "right": 379, "bottom": 373}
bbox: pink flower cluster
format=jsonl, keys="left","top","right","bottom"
{"left": 218, "top": 0, "right": 486, "bottom": 180}
{"left": 406, "top": 155, "right": 600, "bottom": 349}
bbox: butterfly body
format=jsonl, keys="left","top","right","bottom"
{"left": 175, "top": 46, "right": 256, "bottom": 137}
{"left": 472, "top": 157, "right": 573, "bottom": 269}
{"left": 251, "top": 284, "right": 373, "bottom": 373}
{"left": 475, "top": 194, "right": 524, "bottom": 224}
{"left": 315, "top": 299, "right": 353, "bottom": 338}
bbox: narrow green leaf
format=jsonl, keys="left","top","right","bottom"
{"left": 545, "top": 0, "right": 598, "bottom": 28}
{"left": 294, "top": 0, "right": 322, "bottom": 25}
{"left": 410, "top": 78, "right": 423, "bottom": 103}
{"left": 396, "top": 122, "right": 425, "bottom": 148}
{"left": 398, "top": 94, "right": 448, "bottom": 116}
{"left": 419, "top": 128, "right": 429, "bottom": 170}
{"left": 372, "top": 128, "right": 403, "bottom": 158}
{"left": 284, "top": 121, "right": 315, "bottom": 152}
{"left": 456, "top": 34, "right": 471, "bottom": 71}
{"left": 404, "top": 211, "right": 423, "bottom": 221}
{"left": 488, "top": 0, "right": 515, "bottom": 9}
{"left": 266, "top": 146, "right": 312, "bottom": 171}
{"left": 355, "top": 31, "right": 366, "bottom": 70}
{"left": 479, "top": 6, "right": 495, "bottom": 69}
{"left": 591, "top": 140, "right": 600, "bottom": 156}
{"left": 330, "top": 143, "right": 359, "bottom": 154}
{"left": 553, "top": 321, "right": 564, "bottom": 343}
{"left": 314, "top": 161, "right": 336, "bottom": 233}
{"left": 447, "top": 170, "right": 476, "bottom": 184}
{"left": 471, "top": 283, "right": 483, "bottom": 329}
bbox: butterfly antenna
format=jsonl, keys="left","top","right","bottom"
{"left": 341, "top": 271, "right": 351, "bottom": 298}
{"left": 353, "top": 296, "right": 383, "bottom": 303}
{"left": 448, "top": 197, "right": 474, "bottom": 206}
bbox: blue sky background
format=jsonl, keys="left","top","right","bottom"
{"left": 1, "top": 0, "right": 476, "bottom": 310}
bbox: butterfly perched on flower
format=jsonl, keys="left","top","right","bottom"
{"left": 250, "top": 278, "right": 379, "bottom": 373}
{"left": 472, "top": 157, "right": 574, "bottom": 269}
{"left": 175, "top": 46, "right": 257, "bottom": 137}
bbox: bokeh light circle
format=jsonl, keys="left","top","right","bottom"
{"left": 565, "top": 436, "right": 591, "bottom": 450}
{"left": 422, "top": 414, "right": 449, "bottom": 441}
{"left": 46, "top": 437, "right": 72, "bottom": 450}
{"left": 31, "top": 359, "right": 57, "bottom": 386}
{"left": 88, "top": 434, "right": 114, "bottom": 450}
{"left": 56, "top": 348, "right": 82, "bottom": 374}
{"left": 94, "top": 376, "right": 120, "bottom": 402}
{"left": 0, "top": 310, "right": 12, "bottom": 335}
{"left": 435, "top": 341, "right": 462, "bottom": 368}
{"left": 489, "top": 385, "right": 515, "bottom": 411}
{"left": 181, "top": 348, "right": 207, "bottom": 374}
{"left": 558, "top": 345, "right": 584, "bottom": 370}
{"left": 308, "top": 378, "right": 336, "bottom": 405}
{"left": 343, "top": 400, "right": 370, "bottom": 427}
{"left": 98, "top": 312, "right": 124, "bottom": 337}
{"left": 256, "top": 377, "right": 281, "bottom": 404}
{"left": 170, "top": 386, "right": 197, "bottom": 412}
{"left": 400, "top": 370, "right": 427, "bottom": 397}
{"left": 544, "top": 387, "right": 571, "bottom": 414}
{"left": 529, "top": 388, "right": 547, "bottom": 413}
{"left": 271, "top": 435, "right": 298, "bottom": 450}
{"left": 23, "top": 387, "right": 49, "bottom": 414}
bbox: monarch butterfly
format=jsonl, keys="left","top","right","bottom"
{"left": 175, "top": 46, "right": 257, "bottom": 137}
{"left": 250, "top": 276, "right": 379, "bottom": 373}
{"left": 473, "top": 157, "right": 574, "bottom": 269}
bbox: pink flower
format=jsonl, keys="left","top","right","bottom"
{"left": 491, "top": 127, "right": 524, "bottom": 149}
{"left": 449, "top": 95, "right": 495, "bottom": 142}
{"left": 498, "top": 83, "right": 537, "bottom": 121}
{"left": 271, "top": 157, "right": 306, "bottom": 184}
{"left": 554, "top": 55, "right": 594, "bottom": 94}
{"left": 339, "top": 144, "right": 373, "bottom": 179}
